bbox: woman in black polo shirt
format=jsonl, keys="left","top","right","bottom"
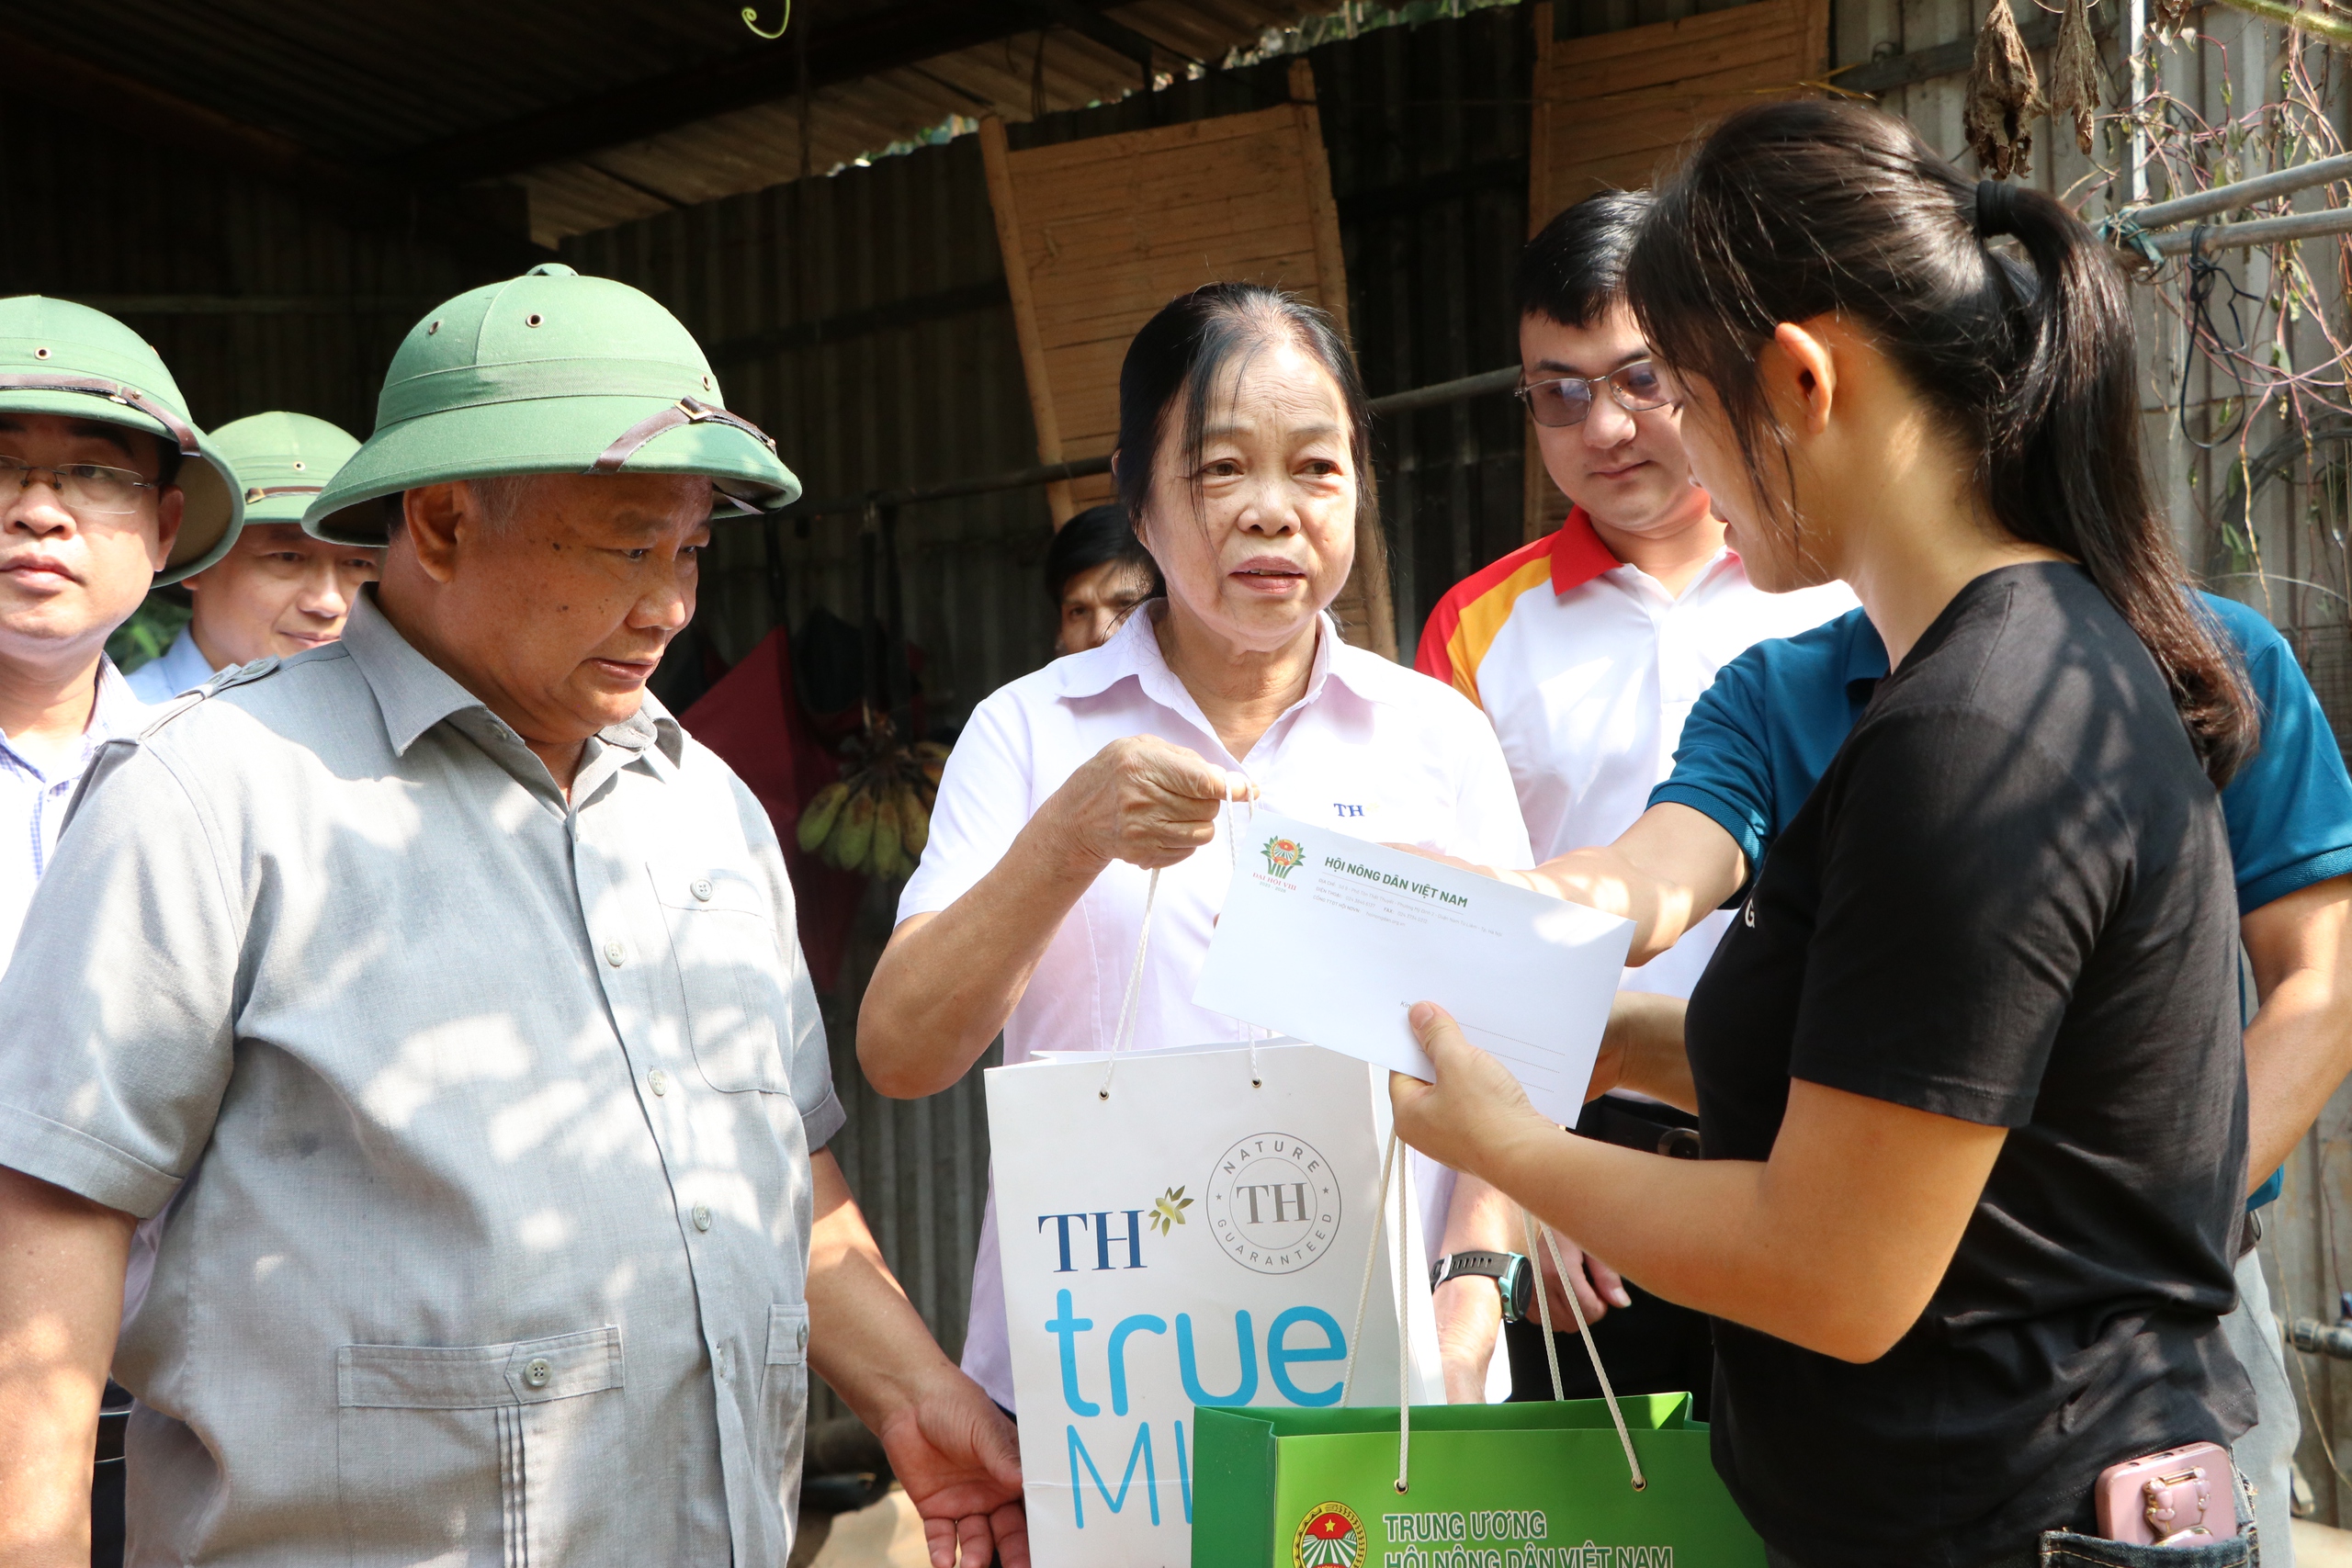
{"left": 1393, "top": 99, "right": 2263, "bottom": 1568}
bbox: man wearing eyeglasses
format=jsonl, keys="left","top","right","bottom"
{"left": 0, "top": 296, "right": 243, "bottom": 956}
{"left": 126, "top": 412, "right": 379, "bottom": 702}
{"left": 1411, "top": 195, "right": 1852, "bottom": 1413}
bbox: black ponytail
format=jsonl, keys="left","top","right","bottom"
{"left": 1627, "top": 99, "right": 2256, "bottom": 784}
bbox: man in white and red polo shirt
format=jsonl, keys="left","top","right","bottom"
{"left": 1415, "top": 191, "right": 1853, "bottom": 1411}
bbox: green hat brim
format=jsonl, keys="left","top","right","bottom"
{"left": 303, "top": 397, "right": 801, "bottom": 545}
{"left": 238, "top": 495, "right": 332, "bottom": 526}
{"left": 0, "top": 387, "right": 242, "bottom": 585}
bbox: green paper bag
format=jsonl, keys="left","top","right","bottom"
{"left": 1190, "top": 1393, "right": 1766, "bottom": 1567}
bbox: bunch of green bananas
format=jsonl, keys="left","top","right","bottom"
{"left": 796, "top": 730, "right": 948, "bottom": 881}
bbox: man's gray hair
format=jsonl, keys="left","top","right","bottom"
{"left": 383, "top": 474, "right": 549, "bottom": 538}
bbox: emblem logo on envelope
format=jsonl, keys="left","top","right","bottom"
{"left": 1195, "top": 811, "right": 1635, "bottom": 1127}
{"left": 1259, "top": 834, "right": 1307, "bottom": 881}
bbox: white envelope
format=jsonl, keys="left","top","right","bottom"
{"left": 1192, "top": 810, "right": 1634, "bottom": 1126}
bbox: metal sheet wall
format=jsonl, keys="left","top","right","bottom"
{"left": 0, "top": 100, "right": 481, "bottom": 437}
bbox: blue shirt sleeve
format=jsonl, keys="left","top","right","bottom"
{"left": 1650, "top": 643, "right": 1776, "bottom": 897}
{"left": 1650, "top": 612, "right": 1874, "bottom": 906}
{"left": 2204, "top": 594, "right": 2352, "bottom": 914}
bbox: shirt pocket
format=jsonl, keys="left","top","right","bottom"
{"left": 763, "top": 1303, "right": 812, "bottom": 1514}
{"left": 649, "top": 860, "right": 794, "bottom": 1093}
{"left": 335, "top": 1325, "right": 626, "bottom": 1566}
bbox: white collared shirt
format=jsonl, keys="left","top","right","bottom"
{"left": 901, "top": 604, "right": 1532, "bottom": 1408}
{"left": 125, "top": 626, "right": 222, "bottom": 704}
{"left": 1419, "top": 512, "right": 1856, "bottom": 998}
{"left": 0, "top": 655, "right": 149, "bottom": 958}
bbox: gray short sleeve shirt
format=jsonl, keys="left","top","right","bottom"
{"left": 0, "top": 592, "right": 844, "bottom": 1566}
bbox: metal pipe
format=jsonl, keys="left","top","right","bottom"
{"left": 781, "top": 364, "right": 1524, "bottom": 520}
{"left": 2129, "top": 152, "right": 2352, "bottom": 230}
{"left": 1363, "top": 365, "right": 1522, "bottom": 415}
{"left": 2290, "top": 1317, "right": 2352, "bottom": 1359}
{"left": 2145, "top": 204, "right": 2352, "bottom": 255}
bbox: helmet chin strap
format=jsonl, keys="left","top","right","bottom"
{"left": 0, "top": 372, "right": 201, "bottom": 457}
{"left": 590, "top": 396, "right": 778, "bottom": 477}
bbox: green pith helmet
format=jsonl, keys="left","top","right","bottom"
{"left": 304, "top": 263, "right": 800, "bottom": 544}
{"left": 209, "top": 412, "right": 363, "bottom": 528}
{"left": 0, "top": 296, "right": 243, "bottom": 585}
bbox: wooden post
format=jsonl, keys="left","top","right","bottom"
{"left": 1288, "top": 58, "right": 1392, "bottom": 659}
{"left": 1800, "top": 0, "right": 1834, "bottom": 80}
{"left": 1291, "top": 57, "right": 1352, "bottom": 345}
{"left": 1528, "top": 3, "right": 1555, "bottom": 238}
{"left": 978, "top": 116, "right": 1074, "bottom": 526}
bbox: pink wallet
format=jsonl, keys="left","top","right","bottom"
{"left": 2094, "top": 1442, "right": 2240, "bottom": 1547}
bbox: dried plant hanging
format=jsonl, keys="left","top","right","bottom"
{"left": 741, "top": 0, "right": 788, "bottom": 39}
{"left": 1963, "top": 0, "right": 2046, "bottom": 177}
{"left": 2047, "top": 0, "right": 2100, "bottom": 154}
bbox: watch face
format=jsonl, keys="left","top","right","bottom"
{"left": 1504, "top": 1257, "right": 1533, "bottom": 1323}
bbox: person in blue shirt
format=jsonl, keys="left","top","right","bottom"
{"left": 1537, "top": 592, "right": 2352, "bottom": 1562}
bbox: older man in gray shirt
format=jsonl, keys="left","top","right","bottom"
{"left": 0, "top": 265, "right": 1024, "bottom": 1567}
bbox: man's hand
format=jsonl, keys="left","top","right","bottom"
{"left": 871, "top": 1367, "right": 1027, "bottom": 1568}
{"left": 1530, "top": 1231, "right": 1632, "bottom": 1328}
{"left": 806, "top": 1150, "right": 1026, "bottom": 1567}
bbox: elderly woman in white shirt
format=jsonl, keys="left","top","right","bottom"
{"left": 859, "top": 282, "right": 1533, "bottom": 1415}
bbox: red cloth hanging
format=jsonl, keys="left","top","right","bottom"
{"left": 680, "top": 626, "right": 865, "bottom": 994}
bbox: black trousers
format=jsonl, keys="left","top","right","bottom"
{"left": 1503, "top": 1280, "right": 1714, "bottom": 1419}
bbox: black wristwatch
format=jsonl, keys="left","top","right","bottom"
{"left": 1430, "top": 1250, "right": 1532, "bottom": 1323}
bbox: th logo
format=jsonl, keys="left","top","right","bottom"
{"left": 1037, "top": 1211, "right": 1148, "bottom": 1272}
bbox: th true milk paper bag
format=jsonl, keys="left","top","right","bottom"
{"left": 985, "top": 1040, "right": 1441, "bottom": 1568}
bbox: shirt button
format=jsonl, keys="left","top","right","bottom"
{"left": 603, "top": 940, "right": 626, "bottom": 966}
{"left": 648, "top": 1069, "right": 668, "bottom": 1097}
{"left": 714, "top": 1343, "right": 730, "bottom": 1380}
{"left": 692, "top": 1204, "right": 713, "bottom": 1232}
{"left": 523, "top": 1357, "right": 552, "bottom": 1389}
{"left": 797, "top": 1321, "right": 809, "bottom": 1351}
{"left": 691, "top": 877, "right": 714, "bottom": 902}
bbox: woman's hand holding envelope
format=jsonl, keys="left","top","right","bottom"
{"left": 1055, "top": 735, "right": 1255, "bottom": 873}
{"left": 1389, "top": 1000, "right": 1551, "bottom": 1179}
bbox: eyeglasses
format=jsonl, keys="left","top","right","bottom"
{"left": 0, "top": 454, "right": 159, "bottom": 515}
{"left": 1515, "top": 360, "right": 1676, "bottom": 428}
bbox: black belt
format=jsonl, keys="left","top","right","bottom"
{"left": 96, "top": 1379, "right": 131, "bottom": 1465}
{"left": 96, "top": 1404, "right": 130, "bottom": 1464}
{"left": 1577, "top": 1093, "right": 1703, "bottom": 1159}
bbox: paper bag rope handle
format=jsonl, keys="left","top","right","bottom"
{"left": 1096, "top": 866, "right": 1161, "bottom": 1100}
{"left": 1096, "top": 784, "right": 1261, "bottom": 1100}
{"left": 1524, "top": 1208, "right": 1645, "bottom": 1490}
{"left": 1337, "top": 1131, "right": 1645, "bottom": 1495}
{"left": 1337, "top": 1130, "right": 1419, "bottom": 1491}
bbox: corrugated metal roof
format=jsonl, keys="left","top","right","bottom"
{"left": 0, "top": 0, "right": 1333, "bottom": 244}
